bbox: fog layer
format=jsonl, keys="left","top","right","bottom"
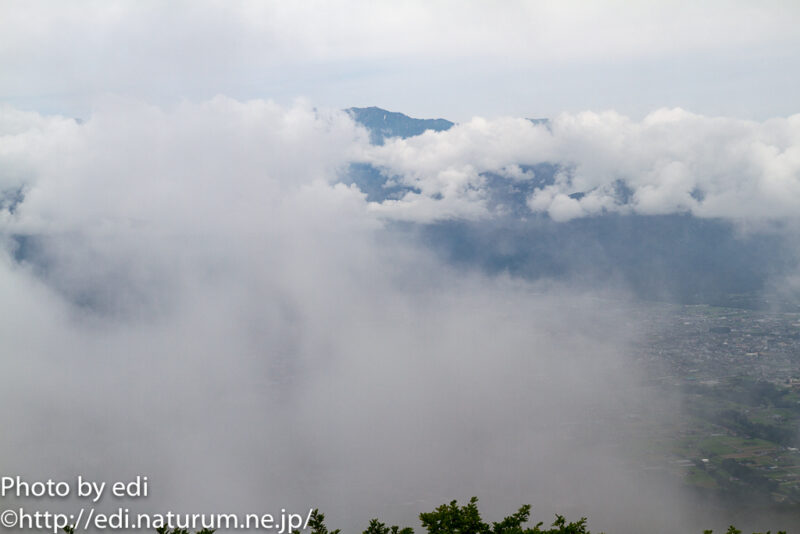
{"left": 0, "top": 100, "right": 793, "bottom": 533}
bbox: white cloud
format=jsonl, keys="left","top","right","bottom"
{"left": 10, "top": 101, "right": 797, "bottom": 227}
{"left": 0, "top": 98, "right": 712, "bottom": 533}
{"left": 356, "top": 108, "right": 800, "bottom": 222}
{"left": 1, "top": 97, "right": 367, "bottom": 234}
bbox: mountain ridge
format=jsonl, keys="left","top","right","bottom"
{"left": 346, "top": 106, "right": 453, "bottom": 145}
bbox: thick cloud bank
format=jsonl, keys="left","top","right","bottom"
{"left": 357, "top": 109, "right": 800, "bottom": 224}
{"left": 0, "top": 100, "right": 795, "bottom": 533}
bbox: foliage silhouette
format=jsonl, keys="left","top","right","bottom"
{"left": 60, "top": 498, "right": 787, "bottom": 534}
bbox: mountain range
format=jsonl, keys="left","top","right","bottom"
{"left": 344, "top": 107, "right": 799, "bottom": 310}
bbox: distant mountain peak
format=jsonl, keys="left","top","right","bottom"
{"left": 347, "top": 106, "right": 454, "bottom": 145}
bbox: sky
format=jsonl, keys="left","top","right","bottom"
{"left": 2, "top": 3, "right": 800, "bottom": 534}
{"left": 2, "top": 0, "right": 800, "bottom": 121}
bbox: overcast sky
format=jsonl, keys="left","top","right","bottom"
{"left": 2, "top": 0, "right": 800, "bottom": 120}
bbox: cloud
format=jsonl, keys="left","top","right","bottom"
{"left": 4, "top": 1, "right": 798, "bottom": 73}
{"left": 355, "top": 109, "right": 800, "bottom": 223}
{"left": 2, "top": 1, "right": 800, "bottom": 119}
{"left": 0, "top": 98, "right": 731, "bottom": 533}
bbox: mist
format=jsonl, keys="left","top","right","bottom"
{"left": 3, "top": 91, "right": 800, "bottom": 534}
{"left": 0, "top": 98, "right": 755, "bottom": 534}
